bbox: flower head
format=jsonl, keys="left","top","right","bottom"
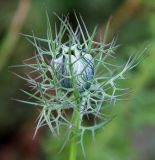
{"left": 14, "top": 12, "right": 147, "bottom": 149}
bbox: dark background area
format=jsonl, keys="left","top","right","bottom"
{"left": 0, "top": 0, "right": 155, "bottom": 159}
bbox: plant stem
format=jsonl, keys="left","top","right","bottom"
{"left": 69, "top": 140, "right": 77, "bottom": 160}
{"left": 69, "top": 110, "right": 80, "bottom": 160}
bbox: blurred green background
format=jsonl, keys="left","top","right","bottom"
{"left": 0, "top": 0, "right": 155, "bottom": 160}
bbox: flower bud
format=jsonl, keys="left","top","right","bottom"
{"left": 53, "top": 44, "right": 94, "bottom": 92}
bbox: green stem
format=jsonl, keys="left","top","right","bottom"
{"left": 68, "top": 85, "right": 80, "bottom": 160}
{"left": 69, "top": 139, "right": 77, "bottom": 160}
{"left": 69, "top": 109, "right": 80, "bottom": 160}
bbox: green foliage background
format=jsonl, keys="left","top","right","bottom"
{"left": 0, "top": 0, "right": 155, "bottom": 160}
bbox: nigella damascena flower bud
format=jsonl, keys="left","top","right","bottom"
{"left": 53, "top": 44, "right": 94, "bottom": 92}
{"left": 15, "top": 13, "right": 147, "bottom": 152}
